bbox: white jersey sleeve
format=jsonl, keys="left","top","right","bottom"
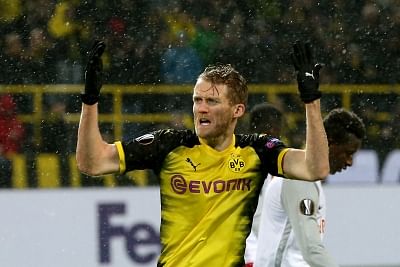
{"left": 281, "top": 179, "right": 338, "bottom": 267}
{"left": 254, "top": 178, "right": 338, "bottom": 267}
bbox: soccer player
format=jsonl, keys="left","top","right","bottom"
{"left": 76, "top": 40, "right": 329, "bottom": 267}
{"left": 251, "top": 108, "right": 366, "bottom": 267}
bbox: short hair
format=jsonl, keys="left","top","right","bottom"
{"left": 198, "top": 63, "right": 248, "bottom": 106}
{"left": 250, "top": 102, "right": 283, "bottom": 135}
{"left": 323, "top": 108, "right": 366, "bottom": 144}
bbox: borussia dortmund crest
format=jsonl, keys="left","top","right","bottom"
{"left": 228, "top": 154, "right": 245, "bottom": 173}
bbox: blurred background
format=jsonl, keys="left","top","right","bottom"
{"left": 0, "top": 0, "right": 399, "bottom": 187}
{"left": 0, "top": 1, "right": 399, "bottom": 266}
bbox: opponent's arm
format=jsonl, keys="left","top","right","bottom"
{"left": 76, "top": 41, "right": 120, "bottom": 176}
{"left": 282, "top": 180, "right": 339, "bottom": 267}
{"left": 283, "top": 41, "right": 329, "bottom": 181}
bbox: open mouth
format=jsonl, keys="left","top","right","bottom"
{"left": 199, "top": 118, "right": 211, "bottom": 125}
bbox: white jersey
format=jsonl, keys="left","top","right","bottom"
{"left": 247, "top": 177, "right": 338, "bottom": 267}
{"left": 245, "top": 175, "right": 272, "bottom": 264}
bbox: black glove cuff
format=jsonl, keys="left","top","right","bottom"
{"left": 81, "top": 93, "right": 99, "bottom": 105}
{"left": 300, "top": 91, "right": 322, "bottom": 103}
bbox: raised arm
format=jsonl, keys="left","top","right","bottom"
{"left": 283, "top": 41, "right": 329, "bottom": 181}
{"left": 76, "top": 41, "right": 120, "bottom": 176}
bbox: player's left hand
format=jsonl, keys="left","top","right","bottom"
{"left": 291, "top": 41, "right": 322, "bottom": 103}
{"left": 81, "top": 40, "right": 106, "bottom": 105}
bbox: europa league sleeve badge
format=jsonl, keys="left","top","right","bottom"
{"left": 299, "top": 198, "right": 315, "bottom": 216}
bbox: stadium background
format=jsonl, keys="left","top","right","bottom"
{"left": 0, "top": 0, "right": 399, "bottom": 266}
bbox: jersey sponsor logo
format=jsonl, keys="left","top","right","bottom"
{"left": 135, "top": 134, "right": 155, "bottom": 145}
{"left": 170, "top": 175, "right": 252, "bottom": 194}
{"left": 300, "top": 198, "right": 315, "bottom": 216}
{"left": 265, "top": 138, "right": 280, "bottom": 149}
{"left": 186, "top": 158, "right": 200, "bottom": 171}
{"left": 228, "top": 154, "right": 245, "bottom": 173}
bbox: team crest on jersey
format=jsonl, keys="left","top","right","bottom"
{"left": 300, "top": 198, "right": 315, "bottom": 216}
{"left": 228, "top": 154, "right": 245, "bottom": 173}
{"left": 135, "top": 134, "right": 155, "bottom": 145}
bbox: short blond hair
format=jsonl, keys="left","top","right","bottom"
{"left": 198, "top": 64, "right": 248, "bottom": 106}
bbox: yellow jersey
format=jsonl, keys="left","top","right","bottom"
{"left": 115, "top": 129, "right": 289, "bottom": 267}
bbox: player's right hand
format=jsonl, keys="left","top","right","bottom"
{"left": 291, "top": 41, "right": 322, "bottom": 104}
{"left": 81, "top": 40, "right": 106, "bottom": 105}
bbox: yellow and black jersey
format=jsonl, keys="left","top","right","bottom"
{"left": 115, "top": 129, "right": 289, "bottom": 267}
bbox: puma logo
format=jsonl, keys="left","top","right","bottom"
{"left": 305, "top": 72, "right": 315, "bottom": 79}
{"left": 186, "top": 158, "right": 201, "bottom": 171}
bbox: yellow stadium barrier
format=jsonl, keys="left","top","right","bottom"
{"left": 1, "top": 84, "right": 399, "bottom": 188}
{"left": 10, "top": 154, "right": 28, "bottom": 189}
{"left": 36, "top": 153, "right": 60, "bottom": 188}
{"left": 103, "top": 174, "right": 117, "bottom": 187}
{"left": 68, "top": 154, "right": 81, "bottom": 187}
{"left": 127, "top": 170, "right": 149, "bottom": 186}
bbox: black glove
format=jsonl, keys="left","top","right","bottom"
{"left": 291, "top": 41, "right": 322, "bottom": 103}
{"left": 81, "top": 40, "right": 106, "bottom": 105}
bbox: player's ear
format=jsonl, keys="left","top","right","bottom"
{"left": 233, "top": 104, "right": 245, "bottom": 118}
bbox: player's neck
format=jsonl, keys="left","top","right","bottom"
{"left": 200, "top": 134, "right": 234, "bottom": 152}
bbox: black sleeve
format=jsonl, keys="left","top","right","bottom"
{"left": 121, "top": 129, "right": 199, "bottom": 173}
{"left": 237, "top": 134, "right": 288, "bottom": 177}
